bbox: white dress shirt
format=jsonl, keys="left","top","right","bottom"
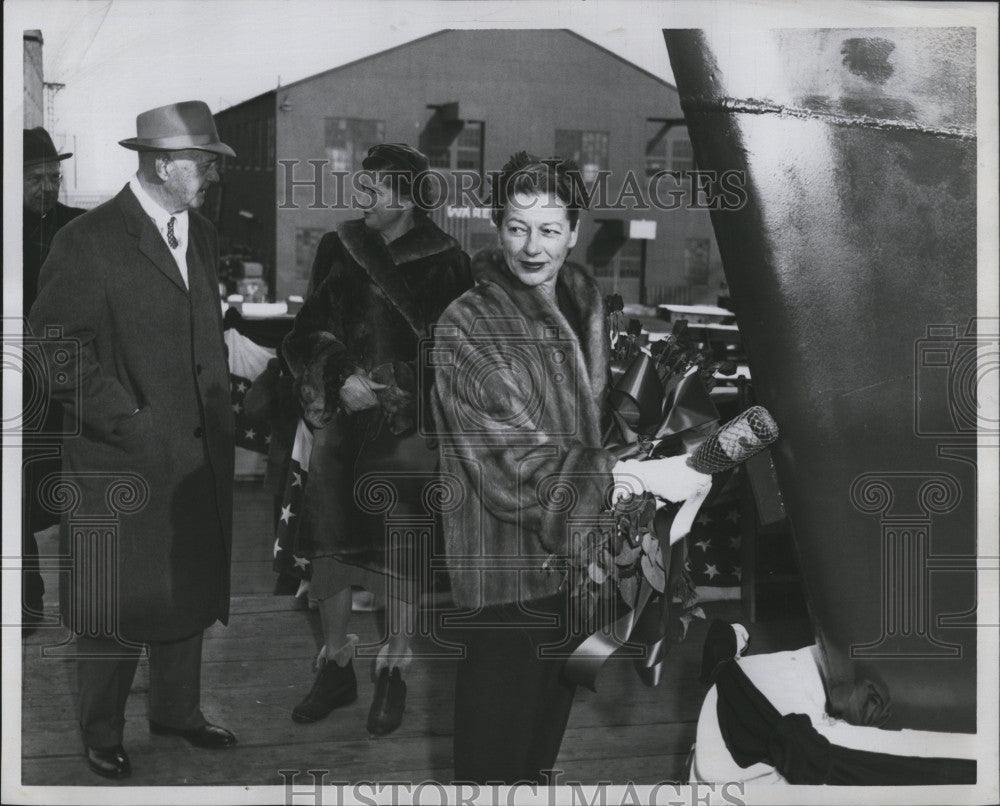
{"left": 129, "top": 174, "right": 189, "bottom": 289}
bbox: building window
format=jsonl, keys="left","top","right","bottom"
{"left": 427, "top": 120, "right": 484, "bottom": 173}
{"left": 617, "top": 240, "right": 642, "bottom": 278}
{"left": 645, "top": 120, "right": 671, "bottom": 177}
{"left": 456, "top": 121, "right": 484, "bottom": 172}
{"left": 555, "top": 129, "right": 609, "bottom": 182}
{"left": 592, "top": 240, "right": 641, "bottom": 279}
{"left": 324, "top": 118, "right": 385, "bottom": 172}
{"left": 671, "top": 138, "right": 695, "bottom": 173}
{"left": 685, "top": 237, "right": 710, "bottom": 283}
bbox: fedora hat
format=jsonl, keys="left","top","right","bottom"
{"left": 24, "top": 127, "right": 73, "bottom": 166}
{"left": 119, "top": 100, "right": 236, "bottom": 157}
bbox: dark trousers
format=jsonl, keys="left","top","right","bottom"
{"left": 22, "top": 448, "right": 59, "bottom": 612}
{"left": 22, "top": 530, "right": 45, "bottom": 611}
{"left": 451, "top": 592, "right": 582, "bottom": 784}
{"left": 76, "top": 632, "right": 206, "bottom": 749}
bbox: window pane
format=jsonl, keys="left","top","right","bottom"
{"left": 324, "top": 117, "right": 385, "bottom": 172}
{"left": 556, "top": 129, "right": 608, "bottom": 183}
{"left": 645, "top": 120, "right": 670, "bottom": 177}
{"left": 457, "top": 122, "right": 482, "bottom": 148}
{"left": 617, "top": 240, "right": 642, "bottom": 278}
{"left": 671, "top": 138, "right": 695, "bottom": 173}
{"left": 555, "top": 129, "right": 582, "bottom": 162}
{"left": 427, "top": 150, "right": 450, "bottom": 169}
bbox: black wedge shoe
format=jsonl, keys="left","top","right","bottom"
{"left": 292, "top": 658, "right": 358, "bottom": 723}
{"left": 366, "top": 666, "right": 406, "bottom": 736}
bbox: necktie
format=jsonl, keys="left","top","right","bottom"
{"left": 167, "top": 216, "right": 179, "bottom": 249}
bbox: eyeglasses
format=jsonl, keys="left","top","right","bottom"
{"left": 167, "top": 152, "right": 220, "bottom": 173}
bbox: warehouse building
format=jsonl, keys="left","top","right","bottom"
{"left": 213, "top": 29, "right": 725, "bottom": 303}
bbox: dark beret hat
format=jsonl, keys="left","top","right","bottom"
{"left": 362, "top": 143, "right": 429, "bottom": 176}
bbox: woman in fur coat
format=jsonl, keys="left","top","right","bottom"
{"left": 431, "top": 153, "right": 712, "bottom": 782}
{"left": 281, "top": 144, "right": 470, "bottom": 735}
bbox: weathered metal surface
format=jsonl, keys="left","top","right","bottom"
{"left": 665, "top": 27, "right": 978, "bottom": 733}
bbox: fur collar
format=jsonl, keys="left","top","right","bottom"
{"left": 471, "top": 249, "right": 610, "bottom": 404}
{"left": 338, "top": 217, "right": 461, "bottom": 336}
{"left": 339, "top": 216, "right": 461, "bottom": 267}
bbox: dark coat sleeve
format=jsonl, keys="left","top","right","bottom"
{"left": 281, "top": 232, "right": 356, "bottom": 428}
{"left": 28, "top": 222, "right": 139, "bottom": 443}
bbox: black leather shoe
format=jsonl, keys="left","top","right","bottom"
{"left": 86, "top": 744, "right": 132, "bottom": 779}
{"left": 367, "top": 666, "right": 406, "bottom": 736}
{"left": 292, "top": 658, "right": 358, "bottom": 723}
{"left": 148, "top": 721, "right": 237, "bottom": 748}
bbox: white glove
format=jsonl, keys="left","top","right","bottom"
{"left": 612, "top": 455, "right": 713, "bottom": 503}
{"left": 338, "top": 372, "right": 388, "bottom": 413}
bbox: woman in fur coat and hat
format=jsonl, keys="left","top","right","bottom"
{"left": 431, "top": 153, "right": 712, "bottom": 782}
{"left": 281, "top": 143, "right": 470, "bottom": 735}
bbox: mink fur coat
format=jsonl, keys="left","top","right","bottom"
{"left": 430, "top": 250, "right": 618, "bottom": 609}
{"left": 282, "top": 216, "right": 470, "bottom": 569}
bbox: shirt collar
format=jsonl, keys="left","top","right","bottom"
{"left": 129, "top": 174, "right": 189, "bottom": 233}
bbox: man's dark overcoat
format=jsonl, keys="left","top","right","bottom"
{"left": 23, "top": 200, "right": 85, "bottom": 313}
{"left": 23, "top": 200, "right": 86, "bottom": 533}
{"left": 29, "top": 185, "right": 234, "bottom": 642}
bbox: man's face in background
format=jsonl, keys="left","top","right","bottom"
{"left": 24, "top": 163, "right": 62, "bottom": 216}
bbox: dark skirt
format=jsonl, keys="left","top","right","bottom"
{"left": 272, "top": 409, "right": 443, "bottom": 591}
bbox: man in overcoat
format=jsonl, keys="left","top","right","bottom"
{"left": 21, "top": 126, "right": 84, "bottom": 633}
{"left": 29, "top": 100, "right": 238, "bottom": 779}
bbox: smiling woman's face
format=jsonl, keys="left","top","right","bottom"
{"left": 498, "top": 191, "right": 578, "bottom": 293}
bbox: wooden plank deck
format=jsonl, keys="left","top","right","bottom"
{"left": 20, "top": 479, "right": 805, "bottom": 787}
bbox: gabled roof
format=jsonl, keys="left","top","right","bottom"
{"left": 280, "top": 30, "right": 451, "bottom": 91}
{"left": 214, "top": 88, "right": 277, "bottom": 117}
{"left": 277, "top": 28, "right": 677, "bottom": 93}
{"left": 562, "top": 30, "right": 677, "bottom": 92}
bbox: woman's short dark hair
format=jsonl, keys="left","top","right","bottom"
{"left": 490, "top": 151, "right": 585, "bottom": 229}
{"left": 361, "top": 143, "right": 432, "bottom": 214}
